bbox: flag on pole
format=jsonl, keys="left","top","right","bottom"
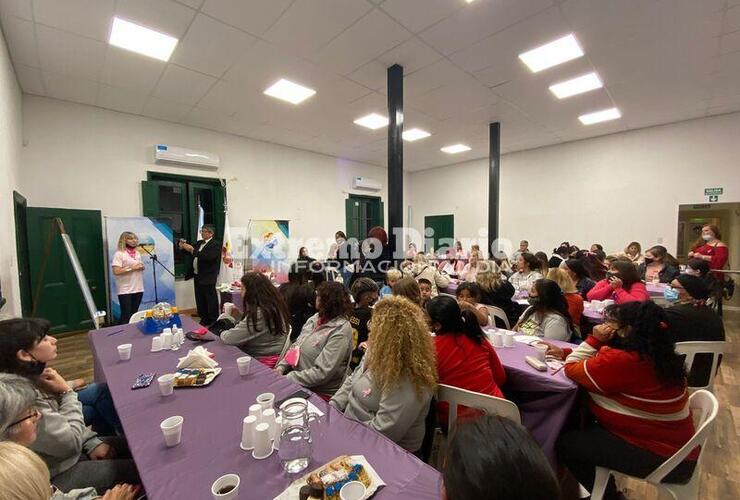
{"left": 218, "top": 213, "right": 235, "bottom": 285}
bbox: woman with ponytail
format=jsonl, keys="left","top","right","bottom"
{"left": 556, "top": 301, "right": 696, "bottom": 499}
{"left": 426, "top": 296, "right": 506, "bottom": 428}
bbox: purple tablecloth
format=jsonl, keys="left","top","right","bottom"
{"left": 582, "top": 306, "right": 605, "bottom": 324}
{"left": 89, "top": 319, "right": 441, "bottom": 499}
{"left": 486, "top": 332, "right": 578, "bottom": 466}
{"left": 646, "top": 282, "right": 668, "bottom": 297}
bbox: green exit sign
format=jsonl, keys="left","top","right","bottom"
{"left": 704, "top": 187, "right": 723, "bottom": 196}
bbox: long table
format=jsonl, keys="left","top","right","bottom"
{"left": 89, "top": 318, "right": 441, "bottom": 499}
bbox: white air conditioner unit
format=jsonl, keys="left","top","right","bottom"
{"left": 352, "top": 176, "right": 382, "bottom": 192}
{"left": 154, "top": 144, "right": 220, "bottom": 170}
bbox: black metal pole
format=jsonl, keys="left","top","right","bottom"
{"left": 488, "top": 122, "right": 501, "bottom": 258}
{"left": 387, "top": 64, "right": 404, "bottom": 261}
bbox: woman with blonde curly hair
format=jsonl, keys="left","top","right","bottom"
{"left": 330, "top": 296, "right": 437, "bottom": 452}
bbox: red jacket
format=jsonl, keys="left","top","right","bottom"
{"left": 434, "top": 333, "right": 506, "bottom": 426}
{"left": 694, "top": 244, "right": 728, "bottom": 271}
{"left": 565, "top": 292, "right": 584, "bottom": 326}
{"left": 587, "top": 279, "right": 649, "bottom": 304}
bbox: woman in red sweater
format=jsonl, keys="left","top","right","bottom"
{"left": 688, "top": 224, "right": 729, "bottom": 273}
{"left": 587, "top": 260, "right": 649, "bottom": 304}
{"left": 556, "top": 301, "right": 696, "bottom": 499}
{"left": 426, "top": 295, "right": 506, "bottom": 428}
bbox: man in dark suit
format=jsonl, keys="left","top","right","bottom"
{"left": 179, "top": 224, "right": 222, "bottom": 326}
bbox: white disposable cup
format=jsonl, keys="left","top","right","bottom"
{"left": 251, "top": 423, "right": 272, "bottom": 459}
{"left": 248, "top": 404, "right": 263, "bottom": 423}
{"left": 163, "top": 327, "right": 172, "bottom": 334}
{"left": 162, "top": 331, "right": 173, "bottom": 349}
{"left": 223, "top": 303, "right": 234, "bottom": 316}
{"left": 603, "top": 299, "right": 615, "bottom": 307}
{"left": 151, "top": 336, "right": 163, "bottom": 351}
{"left": 534, "top": 343, "right": 548, "bottom": 362}
{"left": 261, "top": 409, "right": 276, "bottom": 438}
{"left": 340, "top": 481, "right": 367, "bottom": 500}
{"left": 241, "top": 415, "right": 257, "bottom": 450}
{"left": 158, "top": 374, "right": 175, "bottom": 396}
{"left": 272, "top": 416, "right": 282, "bottom": 449}
{"left": 117, "top": 344, "right": 132, "bottom": 361}
{"left": 211, "top": 474, "right": 240, "bottom": 500}
{"left": 160, "top": 416, "right": 183, "bottom": 447}
{"left": 256, "top": 392, "right": 275, "bottom": 411}
{"left": 492, "top": 332, "right": 504, "bottom": 347}
{"left": 237, "top": 356, "right": 252, "bottom": 376}
{"left": 503, "top": 332, "right": 515, "bottom": 348}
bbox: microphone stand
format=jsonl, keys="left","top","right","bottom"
{"left": 138, "top": 245, "right": 175, "bottom": 304}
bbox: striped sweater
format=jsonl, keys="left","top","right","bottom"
{"left": 564, "top": 336, "right": 697, "bottom": 459}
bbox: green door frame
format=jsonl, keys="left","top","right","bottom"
{"left": 345, "top": 194, "right": 384, "bottom": 241}
{"left": 13, "top": 191, "right": 32, "bottom": 315}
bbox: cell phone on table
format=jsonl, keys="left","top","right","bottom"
{"left": 276, "top": 389, "right": 312, "bottom": 408}
{"left": 132, "top": 373, "right": 156, "bottom": 390}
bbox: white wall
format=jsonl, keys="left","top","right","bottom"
{"left": 20, "top": 96, "right": 390, "bottom": 309}
{"left": 409, "top": 112, "right": 740, "bottom": 258}
{"left": 0, "top": 25, "right": 22, "bottom": 319}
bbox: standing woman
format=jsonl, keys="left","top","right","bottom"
{"left": 688, "top": 224, "right": 729, "bottom": 274}
{"left": 111, "top": 232, "right": 145, "bottom": 324}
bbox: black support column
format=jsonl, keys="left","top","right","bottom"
{"left": 488, "top": 122, "right": 501, "bottom": 257}
{"left": 387, "top": 64, "right": 404, "bottom": 260}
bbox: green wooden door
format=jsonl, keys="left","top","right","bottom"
{"left": 345, "top": 195, "right": 384, "bottom": 241}
{"left": 424, "top": 214, "right": 454, "bottom": 253}
{"left": 26, "top": 208, "right": 106, "bottom": 333}
{"left": 13, "top": 192, "right": 32, "bottom": 315}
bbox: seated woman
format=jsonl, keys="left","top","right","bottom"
{"left": 455, "top": 282, "right": 490, "bottom": 327}
{"left": 564, "top": 258, "right": 596, "bottom": 299}
{"left": 330, "top": 296, "right": 437, "bottom": 453}
{"left": 0, "top": 319, "right": 139, "bottom": 492}
{"left": 638, "top": 245, "right": 680, "bottom": 284}
{"left": 379, "top": 268, "right": 402, "bottom": 298}
{"left": 220, "top": 272, "right": 290, "bottom": 368}
{"left": 443, "top": 416, "right": 560, "bottom": 500}
{"left": 459, "top": 250, "right": 482, "bottom": 282}
{"left": 546, "top": 268, "right": 584, "bottom": 329}
{"left": 557, "top": 302, "right": 696, "bottom": 499}
{"left": 276, "top": 282, "right": 353, "bottom": 399}
{"left": 349, "top": 278, "right": 378, "bottom": 370}
{"left": 587, "top": 260, "right": 649, "bottom": 304}
{"left": 0, "top": 375, "right": 139, "bottom": 500}
{"left": 278, "top": 264, "right": 316, "bottom": 341}
{"left": 427, "top": 296, "right": 506, "bottom": 428}
{"left": 408, "top": 253, "right": 450, "bottom": 296}
{"left": 475, "top": 261, "right": 518, "bottom": 328}
{"left": 514, "top": 279, "right": 573, "bottom": 341}
{"left": 620, "top": 241, "right": 643, "bottom": 264}
{"left": 438, "top": 250, "right": 458, "bottom": 277}
{"left": 392, "top": 277, "right": 423, "bottom": 307}
{"left": 509, "top": 253, "right": 544, "bottom": 293}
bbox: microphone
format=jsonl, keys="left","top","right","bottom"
{"left": 137, "top": 243, "right": 148, "bottom": 247}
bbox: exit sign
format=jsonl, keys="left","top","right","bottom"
{"left": 704, "top": 187, "right": 723, "bottom": 196}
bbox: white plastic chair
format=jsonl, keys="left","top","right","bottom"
{"left": 591, "top": 390, "right": 719, "bottom": 500}
{"left": 277, "top": 327, "right": 293, "bottom": 363}
{"left": 674, "top": 341, "right": 725, "bottom": 391}
{"left": 437, "top": 384, "right": 521, "bottom": 437}
{"left": 128, "top": 310, "right": 148, "bottom": 323}
{"left": 484, "top": 305, "right": 511, "bottom": 330}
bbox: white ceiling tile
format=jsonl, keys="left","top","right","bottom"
{"left": 171, "top": 14, "right": 257, "bottom": 77}
{"left": 14, "top": 63, "right": 44, "bottom": 94}
{"left": 380, "top": 0, "right": 463, "bottom": 34}
{"left": 264, "top": 0, "right": 372, "bottom": 58}
{"left": 201, "top": 0, "right": 293, "bottom": 36}
{"left": 1, "top": 16, "right": 38, "bottom": 67}
{"left": 141, "top": 96, "right": 193, "bottom": 122}
{"left": 720, "top": 30, "right": 740, "bottom": 53}
{"left": 222, "top": 40, "right": 316, "bottom": 91}
{"left": 173, "top": 0, "right": 204, "bottom": 9}
{"left": 33, "top": 0, "right": 115, "bottom": 41}
{"left": 726, "top": 6, "right": 740, "bottom": 32}
{"left": 96, "top": 83, "right": 148, "bottom": 114}
{"left": 376, "top": 37, "right": 442, "bottom": 74}
{"left": 36, "top": 25, "right": 106, "bottom": 81}
{"left": 100, "top": 47, "right": 166, "bottom": 92}
{"left": 198, "top": 80, "right": 282, "bottom": 122}
{"left": 115, "top": 0, "right": 196, "bottom": 39}
{"left": 404, "top": 58, "right": 470, "bottom": 96}
{"left": 419, "top": 0, "right": 552, "bottom": 55}
{"left": 0, "top": 0, "right": 32, "bottom": 20}
{"left": 42, "top": 71, "right": 98, "bottom": 105}
{"left": 346, "top": 61, "right": 389, "bottom": 91}
{"left": 311, "top": 9, "right": 412, "bottom": 75}
{"left": 152, "top": 64, "right": 217, "bottom": 105}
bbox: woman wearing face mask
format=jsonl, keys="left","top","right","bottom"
{"left": 111, "top": 232, "right": 145, "bottom": 325}
{"left": 637, "top": 245, "right": 680, "bottom": 284}
{"left": 0, "top": 319, "right": 139, "bottom": 492}
{"left": 688, "top": 224, "right": 728, "bottom": 273}
{"left": 513, "top": 279, "right": 573, "bottom": 341}
{"left": 555, "top": 302, "right": 696, "bottom": 500}
{"left": 587, "top": 260, "right": 649, "bottom": 304}
{"left": 510, "top": 252, "right": 544, "bottom": 293}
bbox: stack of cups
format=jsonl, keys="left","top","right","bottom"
{"left": 160, "top": 416, "right": 184, "bottom": 447}
{"left": 240, "top": 415, "right": 258, "bottom": 451}
{"left": 252, "top": 423, "right": 272, "bottom": 459}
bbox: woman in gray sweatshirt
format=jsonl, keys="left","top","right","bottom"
{"left": 276, "top": 282, "right": 353, "bottom": 397}
{"left": 330, "top": 296, "right": 437, "bottom": 452}
{"left": 219, "top": 272, "right": 290, "bottom": 367}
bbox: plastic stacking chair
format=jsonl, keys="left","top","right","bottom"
{"left": 591, "top": 390, "right": 719, "bottom": 500}
{"left": 128, "top": 310, "right": 148, "bottom": 323}
{"left": 484, "top": 305, "right": 511, "bottom": 330}
{"left": 437, "top": 384, "right": 520, "bottom": 437}
{"left": 674, "top": 341, "right": 725, "bottom": 391}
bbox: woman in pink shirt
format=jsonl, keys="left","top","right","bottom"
{"left": 587, "top": 260, "right": 649, "bottom": 304}
{"left": 111, "top": 232, "right": 145, "bottom": 324}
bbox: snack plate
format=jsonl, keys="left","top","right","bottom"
{"left": 274, "top": 455, "right": 385, "bottom": 500}
{"left": 173, "top": 367, "right": 221, "bottom": 388}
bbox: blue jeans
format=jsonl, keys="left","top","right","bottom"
{"left": 77, "top": 383, "right": 122, "bottom": 436}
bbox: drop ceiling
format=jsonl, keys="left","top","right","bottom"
{"left": 1, "top": 0, "right": 738, "bottom": 171}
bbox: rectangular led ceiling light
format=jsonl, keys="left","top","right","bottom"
{"left": 403, "top": 128, "right": 431, "bottom": 141}
{"left": 109, "top": 17, "right": 178, "bottom": 62}
{"left": 264, "top": 79, "right": 316, "bottom": 104}
{"left": 519, "top": 34, "right": 584, "bottom": 73}
{"left": 441, "top": 144, "right": 471, "bottom": 154}
{"left": 578, "top": 107, "right": 621, "bottom": 125}
{"left": 549, "top": 72, "right": 602, "bottom": 99}
{"left": 354, "top": 113, "right": 389, "bottom": 130}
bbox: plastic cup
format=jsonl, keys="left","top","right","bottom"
{"left": 492, "top": 332, "right": 504, "bottom": 347}
{"left": 162, "top": 331, "right": 173, "bottom": 349}
{"left": 241, "top": 415, "right": 257, "bottom": 450}
{"left": 534, "top": 343, "right": 548, "bottom": 362}
{"left": 211, "top": 474, "right": 240, "bottom": 500}
{"left": 151, "top": 336, "right": 163, "bottom": 352}
{"left": 117, "top": 344, "right": 132, "bottom": 361}
{"left": 503, "top": 332, "right": 515, "bottom": 348}
{"left": 237, "top": 356, "right": 252, "bottom": 376}
{"left": 248, "top": 403, "right": 262, "bottom": 423}
{"left": 272, "top": 416, "right": 283, "bottom": 449}
{"left": 251, "top": 423, "right": 272, "bottom": 459}
{"left": 158, "top": 374, "right": 175, "bottom": 396}
{"left": 160, "top": 416, "right": 183, "bottom": 447}
{"left": 340, "top": 481, "right": 367, "bottom": 500}
{"left": 261, "top": 408, "right": 276, "bottom": 439}
{"left": 223, "top": 303, "right": 234, "bottom": 316}
{"left": 256, "top": 392, "right": 275, "bottom": 411}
